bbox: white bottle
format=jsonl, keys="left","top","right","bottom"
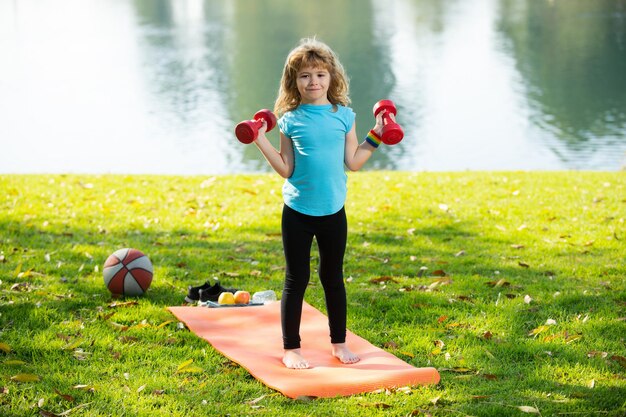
{"left": 252, "top": 290, "right": 277, "bottom": 304}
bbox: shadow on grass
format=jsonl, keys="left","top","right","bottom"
{"left": 2, "top": 211, "right": 624, "bottom": 413}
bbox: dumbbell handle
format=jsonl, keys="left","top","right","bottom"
{"left": 247, "top": 118, "right": 264, "bottom": 131}
{"left": 381, "top": 112, "right": 395, "bottom": 127}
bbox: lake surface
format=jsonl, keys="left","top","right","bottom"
{"left": 1, "top": 0, "right": 625, "bottom": 174}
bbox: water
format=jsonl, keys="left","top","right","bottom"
{"left": 1, "top": 0, "right": 625, "bottom": 174}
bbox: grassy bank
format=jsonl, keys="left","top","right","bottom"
{"left": 1, "top": 172, "right": 625, "bottom": 416}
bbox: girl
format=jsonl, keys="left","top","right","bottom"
{"left": 253, "top": 38, "right": 391, "bottom": 369}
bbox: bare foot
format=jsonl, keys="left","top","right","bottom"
{"left": 332, "top": 343, "right": 360, "bottom": 364}
{"left": 283, "top": 349, "right": 310, "bottom": 369}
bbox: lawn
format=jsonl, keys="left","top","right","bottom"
{"left": 1, "top": 171, "right": 625, "bottom": 416}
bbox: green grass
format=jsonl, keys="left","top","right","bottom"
{"left": 1, "top": 172, "right": 625, "bottom": 417}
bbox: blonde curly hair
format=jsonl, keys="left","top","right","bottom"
{"left": 274, "top": 38, "right": 350, "bottom": 116}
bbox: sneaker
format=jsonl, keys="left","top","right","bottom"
{"left": 185, "top": 281, "right": 213, "bottom": 303}
{"left": 199, "top": 283, "right": 238, "bottom": 303}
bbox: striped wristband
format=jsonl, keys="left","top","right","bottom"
{"left": 365, "top": 129, "right": 382, "bottom": 148}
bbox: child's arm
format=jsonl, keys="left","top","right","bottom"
{"left": 254, "top": 122, "right": 294, "bottom": 178}
{"left": 344, "top": 111, "right": 388, "bottom": 171}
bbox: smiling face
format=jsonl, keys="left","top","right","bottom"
{"left": 296, "top": 65, "right": 331, "bottom": 105}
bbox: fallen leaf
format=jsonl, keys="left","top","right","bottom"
{"left": 543, "top": 333, "right": 560, "bottom": 343}
{"left": 72, "top": 385, "right": 96, "bottom": 392}
{"left": 383, "top": 341, "right": 398, "bottom": 349}
{"left": 486, "top": 279, "right": 510, "bottom": 287}
{"left": 528, "top": 325, "right": 549, "bottom": 337}
{"left": 369, "top": 276, "right": 398, "bottom": 284}
{"left": 437, "top": 315, "right": 448, "bottom": 323}
{"left": 156, "top": 320, "right": 175, "bottom": 329}
{"left": 432, "top": 269, "right": 447, "bottom": 277}
{"left": 10, "top": 373, "right": 40, "bottom": 382}
{"left": 564, "top": 333, "right": 582, "bottom": 344}
{"left": 483, "top": 331, "right": 493, "bottom": 340}
{"left": 176, "top": 359, "right": 194, "bottom": 372}
{"left": 118, "top": 336, "right": 138, "bottom": 344}
{"left": 108, "top": 322, "right": 129, "bottom": 331}
{"left": 54, "top": 389, "right": 75, "bottom": 402}
{"left": 441, "top": 367, "right": 473, "bottom": 373}
{"left": 0, "top": 343, "right": 12, "bottom": 353}
{"left": 176, "top": 366, "right": 203, "bottom": 374}
{"left": 482, "top": 373, "right": 498, "bottom": 380}
{"left": 407, "top": 409, "right": 432, "bottom": 417}
{"left": 517, "top": 405, "right": 540, "bottom": 413}
{"left": 524, "top": 295, "right": 533, "bottom": 304}
{"left": 610, "top": 355, "right": 626, "bottom": 369}
{"left": 295, "top": 395, "right": 317, "bottom": 402}
{"left": 72, "top": 349, "right": 91, "bottom": 360}
{"left": 53, "top": 402, "right": 91, "bottom": 416}
{"left": 359, "top": 402, "right": 391, "bottom": 409}
{"left": 108, "top": 301, "right": 138, "bottom": 308}
{"left": 129, "top": 322, "right": 151, "bottom": 330}
{"left": 4, "top": 360, "right": 27, "bottom": 365}
{"left": 62, "top": 338, "right": 84, "bottom": 351}
{"left": 428, "top": 277, "right": 452, "bottom": 290}
{"left": 246, "top": 394, "right": 268, "bottom": 405}
{"left": 519, "top": 262, "right": 530, "bottom": 268}
{"left": 98, "top": 312, "right": 116, "bottom": 321}
{"left": 511, "top": 244, "right": 525, "bottom": 249}
{"left": 445, "top": 322, "right": 469, "bottom": 329}
{"left": 587, "top": 351, "right": 608, "bottom": 359}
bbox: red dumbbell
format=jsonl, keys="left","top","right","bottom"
{"left": 372, "top": 100, "right": 404, "bottom": 145}
{"left": 235, "top": 109, "right": 277, "bottom": 144}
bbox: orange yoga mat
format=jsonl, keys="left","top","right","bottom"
{"left": 168, "top": 301, "right": 440, "bottom": 398}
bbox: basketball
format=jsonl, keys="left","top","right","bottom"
{"left": 103, "top": 248, "right": 153, "bottom": 296}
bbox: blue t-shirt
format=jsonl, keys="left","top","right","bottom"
{"left": 278, "top": 104, "right": 355, "bottom": 216}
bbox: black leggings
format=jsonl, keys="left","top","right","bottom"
{"left": 281, "top": 204, "right": 347, "bottom": 349}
